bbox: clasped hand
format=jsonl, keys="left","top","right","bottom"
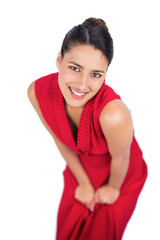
{"left": 75, "top": 183, "right": 120, "bottom": 212}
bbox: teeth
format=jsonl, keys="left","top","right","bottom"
{"left": 70, "top": 87, "right": 86, "bottom": 96}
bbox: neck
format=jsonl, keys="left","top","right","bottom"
{"left": 65, "top": 102, "right": 83, "bottom": 114}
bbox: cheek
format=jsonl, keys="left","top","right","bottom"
{"left": 90, "top": 79, "right": 104, "bottom": 92}
{"left": 58, "top": 72, "right": 69, "bottom": 85}
{"left": 59, "top": 68, "right": 75, "bottom": 84}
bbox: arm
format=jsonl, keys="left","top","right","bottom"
{"left": 27, "top": 81, "right": 95, "bottom": 211}
{"left": 95, "top": 99, "right": 133, "bottom": 204}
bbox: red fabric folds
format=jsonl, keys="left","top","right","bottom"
{"left": 35, "top": 73, "right": 148, "bottom": 240}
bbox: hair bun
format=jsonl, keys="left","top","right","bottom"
{"left": 83, "top": 17, "right": 109, "bottom": 31}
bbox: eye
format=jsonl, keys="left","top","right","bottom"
{"left": 91, "top": 73, "right": 101, "bottom": 78}
{"left": 69, "top": 66, "right": 80, "bottom": 72}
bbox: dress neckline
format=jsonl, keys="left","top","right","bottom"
{"left": 53, "top": 74, "right": 105, "bottom": 154}
{"left": 61, "top": 91, "right": 93, "bottom": 153}
{"left": 56, "top": 83, "right": 95, "bottom": 154}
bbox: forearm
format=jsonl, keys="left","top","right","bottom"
{"left": 54, "top": 137, "right": 91, "bottom": 186}
{"left": 107, "top": 157, "right": 130, "bottom": 190}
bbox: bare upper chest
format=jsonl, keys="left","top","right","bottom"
{"left": 65, "top": 104, "right": 83, "bottom": 142}
{"left": 65, "top": 104, "right": 83, "bottom": 126}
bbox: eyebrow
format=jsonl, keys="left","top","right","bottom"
{"left": 68, "top": 61, "right": 105, "bottom": 73}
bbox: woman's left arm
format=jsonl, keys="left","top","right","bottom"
{"left": 95, "top": 99, "right": 134, "bottom": 205}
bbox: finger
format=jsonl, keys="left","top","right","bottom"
{"left": 89, "top": 200, "right": 96, "bottom": 212}
{"left": 95, "top": 194, "right": 105, "bottom": 205}
{"left": 85, "top": 196, "right": 95, "bottom": 211}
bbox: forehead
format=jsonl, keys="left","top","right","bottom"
{"left": 63, "top": 45, "right": 108, "bottom": 69}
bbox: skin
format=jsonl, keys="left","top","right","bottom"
{"left": 28, "top": 44, "right": 133, "bottom": 212}
{"left": 56, "top": 45, "right": 108, "bottom": 128}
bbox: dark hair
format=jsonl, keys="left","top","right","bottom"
{"left": 61, "top": 17, "right": 114, "bottom": 65}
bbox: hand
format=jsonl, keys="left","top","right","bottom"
{"left": 75, "top": 183, "right": 95, "bottom": 212}
{"left": 95, "top": 184, "right": 120, "bottom": 205}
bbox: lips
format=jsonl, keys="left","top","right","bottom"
{"left": 68, "top": 86, "right": 88, "bottom": 99}
{"left": 70, "top": 87, "right": 86, "bottom": 96}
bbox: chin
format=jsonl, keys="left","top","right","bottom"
{"left": 67, "top": 101, "right": 86, "bottom": 109}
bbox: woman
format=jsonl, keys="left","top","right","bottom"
{"left": 28, "top": 17, "right": 148, "bottom": 240}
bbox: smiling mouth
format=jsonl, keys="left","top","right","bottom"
{"left": 69, "top": 86, "right": 88, "bottom": 96}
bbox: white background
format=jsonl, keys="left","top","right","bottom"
{"left": 0, "top": 0, "right": 159, "bottom": 239}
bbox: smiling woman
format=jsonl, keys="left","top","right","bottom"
{"left": 28, "top": 17, "right": 147, "bottom": 240}
{"left": 56, "top": 45, "right": 108, "bottom": 108}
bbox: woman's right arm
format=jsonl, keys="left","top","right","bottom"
{"left": 27, "top": 81, "right": 95, "bottom": 211}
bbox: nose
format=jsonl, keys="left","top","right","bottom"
{"left": 77, "top": 73, "right": 88, "bottom": 91}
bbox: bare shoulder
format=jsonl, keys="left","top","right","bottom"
{"left": 27, "top": 81, "right": 40, "bottom": 112}
{"left": 27, "top": 81, "right": 36, "bottom": 103}
{"left": 99, "top": 99, "right": 133, "bottom": 132}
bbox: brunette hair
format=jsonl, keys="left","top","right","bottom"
{"left": 61, "top": 17, "right": 114, "bottom": 65}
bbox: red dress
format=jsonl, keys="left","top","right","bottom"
{"left": 35, "top": 73, "right": 148, "bottom": 240}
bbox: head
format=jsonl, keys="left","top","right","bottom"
{"left": 56, "top": 17, "right": 114, "bottom": 109}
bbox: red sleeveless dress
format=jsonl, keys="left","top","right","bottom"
{"left": 35, "top": 72, "right": 148, "bottom": 240}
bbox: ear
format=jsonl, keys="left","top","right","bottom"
{"left": 56, "top": 51, "right": 62, "bottom": 70}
